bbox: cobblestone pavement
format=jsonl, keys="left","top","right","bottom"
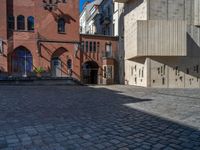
{"left": 0, "top": 85, "right": 199, "bottom": 150}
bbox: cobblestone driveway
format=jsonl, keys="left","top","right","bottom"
{"left": 0, "top": 85, "right": 200, "bottom": 150}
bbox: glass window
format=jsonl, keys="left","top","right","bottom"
{"left": 97, "top": 42, "right": 100, "bottom": 51}
{"left": 90, "top": 41, "right": 93, "bottom": 52}
{"left": 107, "top": 6, "right": 111, "bottom": 16}
{"left": 81, "top": 41, "right": 85, "bottom": 52}
{"left": 27, "top": 16, "right": 34, "bottom": 31}
{"left": 131, "top": 67, "right": 133, "bottom": 76}
{"left": 8, "top": 16, "right": 15, "bottom": 30}
{"left": 107, "top": 66, "right": 113, "bottom": 79}
{"left": 86, "top": 41, "right": 88, "bottom": 52}
{"left": 17, "top": 15, "right": 25, "bottom": 30}
{"left": 58, "top": 18, "right": 65, "bottom": 33}
{"left": 67, "top": 59, "right": 72, "bottom": 69}
{"left": 93, "top": 42, "right": 96, "bottom": 52}
{"left": 103, "top": 66, "right": 107, "bottom": 78}
{"left": 104, "top": 66, "right": 113, "bottom": 79}
{"left": 106, "top": 44, "right": 112, "bottom": 57}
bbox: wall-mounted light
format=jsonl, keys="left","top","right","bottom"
{"left": 42, "top": 0, "right": 67, "bottom": 11}
{"left": 74, "top": 43, "right": 79, "bottom": 58}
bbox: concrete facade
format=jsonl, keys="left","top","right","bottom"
{"left": 113, "top": 1, "right": 125, "bottom": 84}
{"left": 115, "top": 0, "right": 200, "bottom": 88}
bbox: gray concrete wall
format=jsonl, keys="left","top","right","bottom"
{"left": 124, "top": 0, "right": 148, "bottom": 86}
{"left": 148, "top": 0, "right": 194, "bottom": 24}
{"left": 123, "top": 0, "right": 200, "bottom": 88}
{"left": 137, "top": 20, "right": 187, "bottom": 57}
{"left": 149, "top": 57, "right": 200, "bottom": 88}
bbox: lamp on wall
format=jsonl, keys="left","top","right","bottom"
{"left": 74, "top": 43, "right": 79, "bottom": 58}
{"left": 42, "top": 0, "right": 67, "bottom": 11}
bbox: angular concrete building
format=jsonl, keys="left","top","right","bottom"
{"left": 115, "top": 0, "right": 200, "bottom": 88}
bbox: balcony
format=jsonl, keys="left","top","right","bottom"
{"left": 100, "top": 16, "right": 111, "bottom": 25}
{"left": 113, "top": 0, "right": 129, "bottom": 3}
{"left": 125, "top": 20, "right": 187, "bottom": 59}
{"left": 102, "top": 51, "right": 114, "bottom": 59}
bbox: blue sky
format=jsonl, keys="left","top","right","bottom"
{"left": 80, "top": 0, "right": 93, "bottom": 11}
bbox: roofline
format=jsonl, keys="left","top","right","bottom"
{"left": 80, "top": 34, "right": 119, "bottom": 40}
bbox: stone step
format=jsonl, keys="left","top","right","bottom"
{"left": 0, "top": 77, "right": 83, "bottom": 86}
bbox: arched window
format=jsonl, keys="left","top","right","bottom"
{"left": 12, "top": 47, "right": 33, "bottom": 75}
{"left": 27, "top": 16, "right": 34, "bottom": 31}
{"left": 67, "top": 59, "right": 72, "bottom": 69}
{"left": 8, "top": 16, "right": 15, "bottom": 30}
{"left": 17, "top": 15, "right": 25, "bottom": 30}
{"left": 58, "top": 18, "right": 65, "bottom": 33}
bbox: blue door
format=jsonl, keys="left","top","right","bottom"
{"left": 12, "top": 48, "right": 33, "bottom": 77}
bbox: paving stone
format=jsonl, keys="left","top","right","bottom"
{"left": 0, "top": 140, "right": 8, "bottom": 148}
{"left": 153, "top": 143, "right": 166, "bottom": 149}
{"left": 6, "top": 138, "right": 19, "bottom": 144}
{"left": 0, "top": 85, "right": 199, "bottom": 149}
{"left": 110, "top": 139, "right": 120, "bottom": 144}
{"left": 82, "top": 134, "right": 92, "bottom": 139}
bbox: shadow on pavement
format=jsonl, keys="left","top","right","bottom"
{"left": 0, "top": 85, "right": 199, "bottom": 149}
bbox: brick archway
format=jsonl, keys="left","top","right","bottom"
{"left": 51, "top": 47, "right": 68, "bottom": 77}
{"left": 82, "top": 61, "right": 99, "bottom": 84}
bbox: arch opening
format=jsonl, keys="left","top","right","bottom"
{"left": 82, "top": 61, "right": 99, "bottom": 84}
{"left": 51, "top": 48, "right": 68, "bottom": 77}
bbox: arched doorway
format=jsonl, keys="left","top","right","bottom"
{"left": 12, "top": 47, "right": 33, "bottom": 77}
{"left": 51, "top": 47, "right": 68, "bottom": 77}
{"left": 51, "top": 57, "right": 62, "bottom": 77}
{"left": 82, "top": 61, "right": 99, "bottom": 84}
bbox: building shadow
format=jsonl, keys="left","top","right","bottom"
{"left": 0, "top": 85, "right": 199, "bottom": 149}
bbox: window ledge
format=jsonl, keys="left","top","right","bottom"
{"left": 58, "top": 32, "right": 66, "bottom": 34}
{"left": 14, "top": 30, "right": 35, "bottom": 33}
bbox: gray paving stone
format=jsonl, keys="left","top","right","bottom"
{"left": 0, "top": 140, "right": 8, "bottom": 148}
{"left": 0, "top": 85, "right": 199, "bottom": 149}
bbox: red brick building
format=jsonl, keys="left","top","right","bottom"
{"left": 80, "top": 34, "right": 118, "bottom": 84}
{"left": 0, "top": 0, "right": 118, "bottom": 84}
